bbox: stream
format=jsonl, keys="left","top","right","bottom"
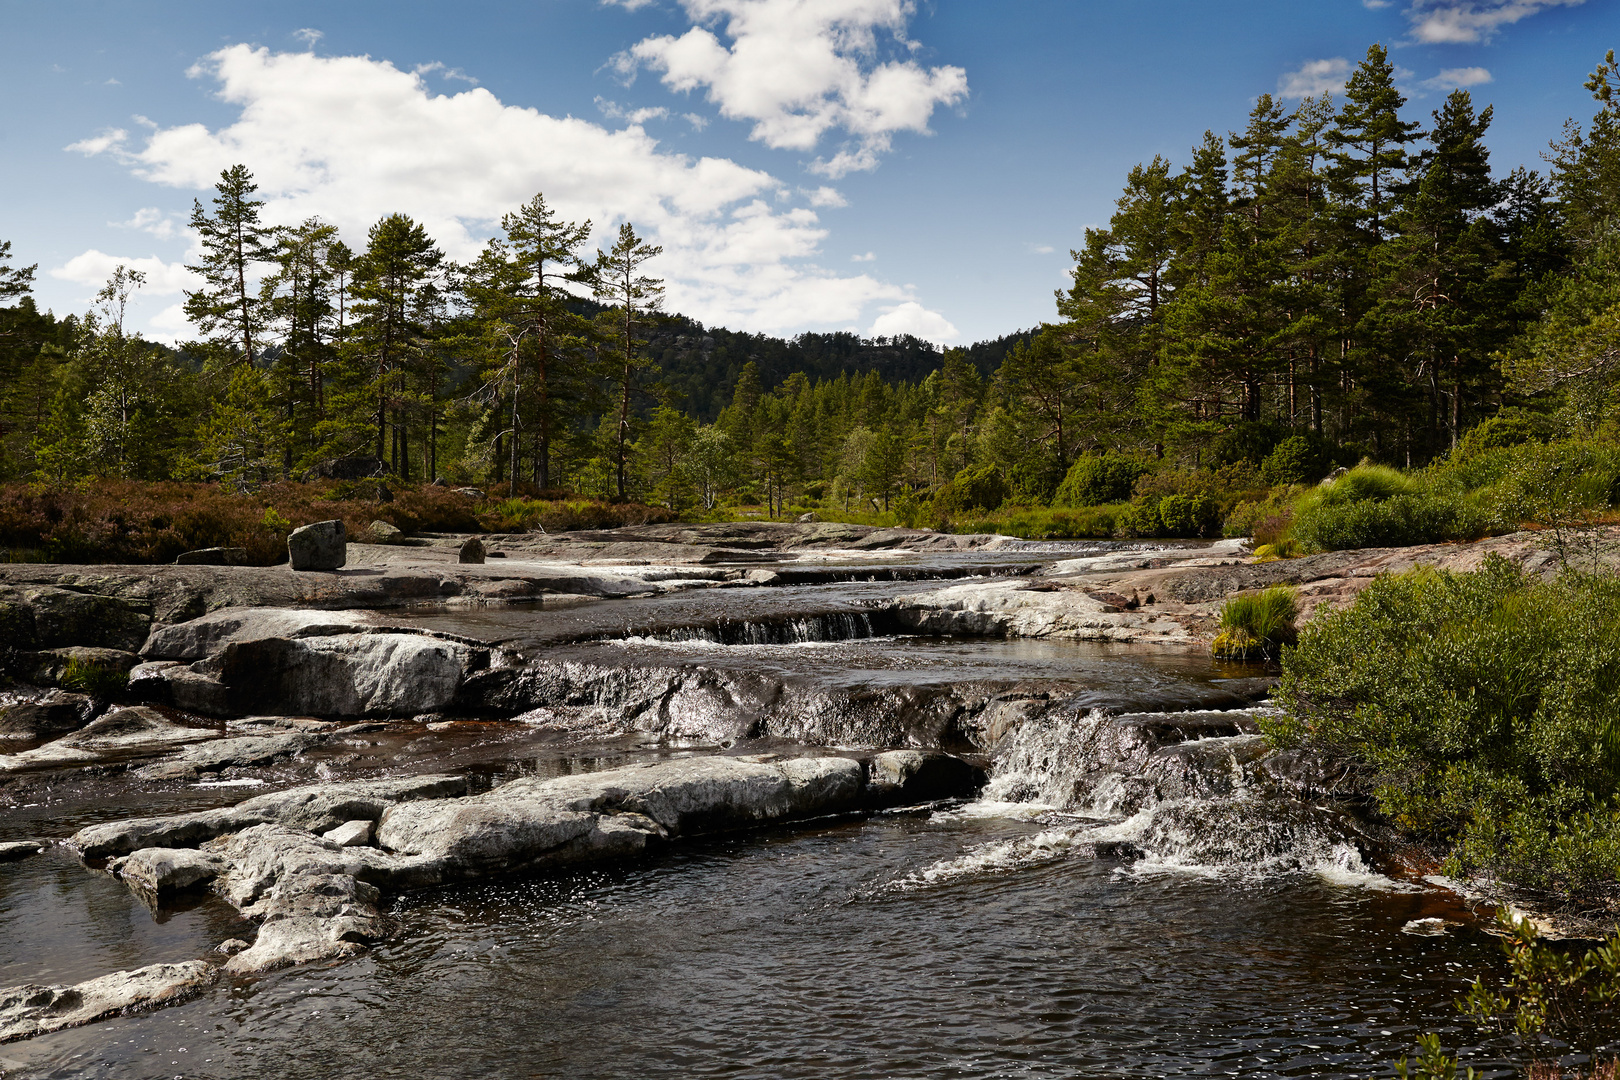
{"left": 0, "top": 542, "right": 1538, "bottom": 1078}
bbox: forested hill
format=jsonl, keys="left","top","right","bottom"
{"left": 596, "top": 305, "right": 1034, "bottom": 422}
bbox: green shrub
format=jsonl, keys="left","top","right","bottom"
{"left": 933, "top": 464, "right": 1010, "bottom": 514}
{"left": 1313, "top": 463, "right": 1419, "bottom": 505}
{"left": 1211, "top": 586, "right": 1299, "bottom": 659}
{"left": 1267, "top": 556, "right": 1620, "bottom": 897}
{"left": 1156, "top": 493, "right": 1220, "bottom": 537}
{"left": 1455, "top": 410, "right": 1558, "bottom": 457}
{"left": 1252, "top": 538, "right": 1301, "bottom": 561}
{"left": 1117, "top": 496, "right": 1163, "bottom": 537}
{"left": 1054, "top": 453, "right": 1149, "bottom": 507}
{"left": 1480, "top": 439, "right": 1620, "bottom": 528}
{"left": 1260, "top": 434, "right": 1334, "bottom": 485}
{"left": 1292, "top": 490, "right": 1487, "bottom": 551}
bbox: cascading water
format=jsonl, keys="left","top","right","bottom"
{"left": 912, "top": 704, "right": 1391, "bottom": 887}
{"left": 635, "top": 610, "right": 887, "bottom": 646}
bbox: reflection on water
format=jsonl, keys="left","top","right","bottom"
{"left": 2, "top": 809, "right": 1517, "bottom": 1080}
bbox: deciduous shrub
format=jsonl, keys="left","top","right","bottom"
{"left": 1156, "top": 492, "right": 1220, "bottom": 537}
{"left": 1267, "top": 556, "right": 1620, "bottom": 898}
{"left": 932, "top": 464, "right": 1010, "bottom": 514}
{"left": 1054, "top": 453, "right": 1148, "bottom": 507}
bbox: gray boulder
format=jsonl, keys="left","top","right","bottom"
{"left": 174, "top": 547, "right": 248, "bottom": 566}
{"left": 0, "top": 692, "right": 96, "bottom": 740}
{"left": 0, "top": 961, "right": 217, "bottom": 1043}
{"left": 0, "top": 841, "right": 45, "bottom": 862}
{"left": 287, "top": 519, "right": 346, "bottom": 571}
{"left": 133, "top": 731, "right": 315, "bottom": 780}
{"left": 458, "top": 536, "right": 485, "bottom": 564}
{"left": 322, "top": 820, "right": 375, "bottom": 847}
{"left": 365, "top": 520, "right": 402, "bottom": 544}
{"left": 0, "top": 594, "right": 37, "bottom": 650}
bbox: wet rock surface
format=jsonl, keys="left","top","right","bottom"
{"left": 0, "top": 961, "right": 218, "bottom": 1043}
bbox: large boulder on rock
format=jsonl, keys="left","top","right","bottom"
{"left": 22, "top": 588, "right": 151, "bottom": 652}
{"left": 287, "top": 519, "right": 346, "bottom": 571}
{"left": 0, "top": 961, "right": 217, "bottom": 1043}
{"left": 458, "top": 536, "right": 485, "bottom": 564}
{"left": 868, "top": 750, "right": 986, "bottom": 804}
{"left": 0, "top": 692, "right": 97, "bottom": 740}
{"left": 365, "top": 520, "right": 402, "bottom": 544}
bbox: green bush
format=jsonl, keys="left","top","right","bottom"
{"left": 1117, "top": 496, "right": 1163, "bottom": 537}
{"left": 1054, "top": 453, "right": 1149, "bottom": 507}
{"left": 1156, "top": 493, "right": 1220, "bottom": 537}
{"left": 933, "top": 463, "right": 1010, "bottom": 514}
{"left": 1260, "top": 434, "right": 1334, "bottom": 485}
{"left": 1267, "top": 556, "right": 1620, "bottom": 897}
{"left": 1480, "top": 439, "right": 1620, "bottom": 528}
{"left": 1211, "top": 586, "right": 1299, "bottom": 659}
{"left": 1292, "top": 490, "right": 1487, "bottom": 551}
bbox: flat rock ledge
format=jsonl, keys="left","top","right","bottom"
{"left": 55, "top": 751, "right": 978, "bottom": 1003}
{"left": 0, "top": 961, "right": 217, "bottom": 1044}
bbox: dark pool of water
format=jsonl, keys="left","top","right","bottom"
{"left": 1, "top": 806, "right": 1521, "bottom": 1080}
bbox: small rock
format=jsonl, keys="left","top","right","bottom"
{"left": 174, "top": 547, "right": 248, "bottom": 566}
{"left": 109, "top": 847, "right": 225, "bottom": 898}
{"left": 452, "top": 487, "right": 484, "bottom": 499}
{"left": 366, "top": 520, "right": 402, "bottom": 544}
{"left": 287, "top": 519, "right": 347, "bottom": 571}
{"left": 458, "top": 537, "right": 485, "bottom": 565}
{"left": 488, "top": 550, "right": 507, "bottom": 558}
{"left": 216, "top": 938, "right": 251, "bottom": 955}
{"left": 322, "top": 820, "right": 375, "bottom": 847}
{"left": 797, "top": 512, "right": 817, "bottom": 523}
{"left": 0, "top": 841, "right": 45, "bottom": 861}
{"left": 431, "top": 477, "right": 449, "bottom": 487}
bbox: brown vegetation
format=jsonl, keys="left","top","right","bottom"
{"left": 0, "top": 481, "right": 674, "bottom": 565}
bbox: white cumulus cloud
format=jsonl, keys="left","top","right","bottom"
{"left": 1423, "top": 66, "right": 1494, "bottom": 90}
{"left": 51, "top": 250, "right": 196, "bottom": 296}
{"left": 869, "top": 299, "right": 956, "bottom": 344}
{"left": 66, "top": 44, "right": 929, "bottom": 336}
{"left": 1404, "top": 0, "right": 1585, "bottom": 44}
{"left": 1278, "top": 58, "right": 1351, "bottom": 100}
{"left": 617, "top": 0, "right": 967, "bottom": 177}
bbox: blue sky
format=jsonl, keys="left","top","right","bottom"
{"left": 1, "top": 0, "right": 1612, "bottom": 347}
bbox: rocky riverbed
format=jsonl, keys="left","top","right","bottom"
{"left": 0, "top": 521, "right": 1590, "bottom": 1062}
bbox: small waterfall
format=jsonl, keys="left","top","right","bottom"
{"left": 936, "top": 704, "right": 1387, "bottom": 884}
{"left": 637, "top": 610, "right": 888, "bottom": 646}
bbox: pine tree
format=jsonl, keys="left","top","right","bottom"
{"left": 349, "top": 214, "right": 444, "bottom": 479}
{"left": 184, "top": 165, "right": 274, "bottom": 368}
{"left": 593, "top": 223, "right": 664, "bottom": 499}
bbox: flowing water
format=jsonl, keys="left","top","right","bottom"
{"left": 0, "top": 549, "right": 1546, "bottom": 1078}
